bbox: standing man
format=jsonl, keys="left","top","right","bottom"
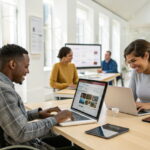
{"left": 97, "top": 51, "right": 118, "bottom": 73}
{"left": 0, "top": 44, "right": 81, "bottom": 150}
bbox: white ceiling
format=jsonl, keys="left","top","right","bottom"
{"left": 93, "top": 0, "right": 149, "bottom": 21}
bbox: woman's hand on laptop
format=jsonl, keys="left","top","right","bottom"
{"left": 54, "top": 110, "right": 73, "bottom": 123}
{"left": 136, "top": 102, "right": 150, "bottom": 111}
{"left": 39, "top": 107, "right": 61, "bottom": 119}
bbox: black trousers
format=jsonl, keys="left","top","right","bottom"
{"left": 42, "top": 135, "right": 84, "bottom": 150}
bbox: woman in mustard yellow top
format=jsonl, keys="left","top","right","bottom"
{"left": 50, "top": 47, "right": 78, "bottom": 90}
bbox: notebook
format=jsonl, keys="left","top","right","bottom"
{"left": 105, "top": 86, "right": 150, "bottom": 116}
{"left": 59, "top": 79, "right": 108, "bottom": 126}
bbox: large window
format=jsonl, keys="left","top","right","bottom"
{"left": 43, "top": 0, "right": 65, "bottom": 68}
{"left": 0, "top": 0, "right": 26, "bottom": 101}
{"left": 43, "top": 0, "right": 53, "bottom": 68}
{"left": 99, "top": 13, "right": 110, "bottom": 60}
{"left": 76, "top": 8, "right": 86, "bottom": 43}
{"left": 0, "top": 0, "right": 18, "bottom": 47}
{"left": 112, "top": 19, "right": 120, "bottom": 71}
{"left": 76, "top": 3, "right": 93, "bottom": 43}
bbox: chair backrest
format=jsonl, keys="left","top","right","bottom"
{"left": 0, "top": 127, "right": 6, "bottom": 148}
{"left": 0, "top": 127, "right": 39, "bottom": 150}
{"left": 1, "top": 145, "right": 39, "bottom": 150}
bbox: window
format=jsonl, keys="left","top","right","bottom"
{"left": 43, "top": 0, "right": 65, "bottom": 68}
{"left": 0, "top": 0, "right": 26, "bottom": 101}
{"left": 43, "top": 0, "right": 53, "bottom": 68}
{"left": 99, "top": 13, "right": 109, "bottom": 60}
{"left": 76, "top": 3, "right": 93, "bottom": 43}
{"left": 0, "top": 0, "right": 18, "bottom": 47}
{"left": 76, "top": 8, "right": 86, "bottom": 43}
{"left": 112, "top": 19, "right": 120, "bottom": 71}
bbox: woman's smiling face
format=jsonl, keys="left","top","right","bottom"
{"left": 126, "top": 52, "right": 149, "bottom": 73}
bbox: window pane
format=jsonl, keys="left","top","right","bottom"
{"left": 44, "top": 28, "right": 52, "bottom": 67}
{"left": 0, "top": 0, "right": 17, "bottom": 5}
{"left": 112, "top": 19, "right": 120, "bottom": 71}
{"left": 99, "top": 13, "right": 109, "bottom": 60}
{"left": 2, "top": 4, "right": 17, "bottom": 44}
{"left": 76, "top": 5, "right": 93, "bottom": 43}
{"left": 0, "top": 0, "right": 18, "bottom": 46}
{"left": 43, "top": 0, "right": 53, "bottom": 67}
{"left": 43, "top": 0, "right": 65, "bottom": 68}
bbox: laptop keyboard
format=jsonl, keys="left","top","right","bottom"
{"left": 72, "top": 112, "right": 90, "bottom": 121}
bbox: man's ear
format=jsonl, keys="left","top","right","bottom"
{"left": 144, "top": 52, "right": 149, "bottom": 61}
{"left": 8, "top": 60, "right": 16, "bottom": 70}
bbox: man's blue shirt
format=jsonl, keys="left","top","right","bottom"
{"left": 101, "top": 59, "right": 118, "bottom": 73}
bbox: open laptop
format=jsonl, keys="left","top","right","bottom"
{"left": 105, "top": 86, "right": 150, "bottom": 116}
{"left": 59, "top": 79, "right": 108, "bottom": 126}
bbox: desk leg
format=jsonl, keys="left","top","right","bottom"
{"left": 114, "top": 78, "right": 117, "bottom": 86}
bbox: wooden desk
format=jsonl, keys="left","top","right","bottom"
{"left": 80, "top": 73, "right": 120, "bottom": 82}
{"left": 54, "top": 89, "right": 75, "bottom": 99}
{"left": 26, "top": 100, "right": 150, "bottom": 150}
{"left": 25, "top": 99, "right": 72, "bottom": 110}
{"left": 54, "top": 73, "right": 120, "bottom": 99}
{"left": 100, "top": 73, "right": 120, "bottom": 82}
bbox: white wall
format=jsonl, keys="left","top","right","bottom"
{"left": 128, "top": 1, "right": 150, "bottom": 41}
{"left": 24, "top": 0, "right": 45, "bottom": 102}
{"left": 129, "top": 2, "right": 150, "bottom": 28}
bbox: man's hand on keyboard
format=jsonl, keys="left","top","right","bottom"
{"left": 39, "top": 106, "right": 61, "bottom": 119}
{"left": 54, "top": 110, "right": 74, "bottom": 123}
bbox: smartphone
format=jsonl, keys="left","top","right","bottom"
{"left": 85, "top": 123, "right": 129, "bottom": 139}
{"left": 142, "top": 116, "right": 150, "bottom": 123}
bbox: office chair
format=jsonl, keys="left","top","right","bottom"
{"left": 0, "top": 145, "right": 39, "bottom": 150}
{"left": 0, "top": 128, "right": 39, "bottom": 150}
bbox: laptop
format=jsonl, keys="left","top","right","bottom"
{"left": 59, "top": 79, "right": 108, "bottom": 126}
{"left": 105, "top": 86, "right": 150, "bottom": 116}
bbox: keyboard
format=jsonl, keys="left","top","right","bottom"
{"left": 72, "top": 112, "right": 90, "bottom": 121}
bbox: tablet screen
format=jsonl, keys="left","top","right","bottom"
{"left": 86, "top": 123, "right": 129, "bottom": 139}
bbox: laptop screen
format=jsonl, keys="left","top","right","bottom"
{"left": 71, "top": 79, "right": 108, "bottom": 119}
